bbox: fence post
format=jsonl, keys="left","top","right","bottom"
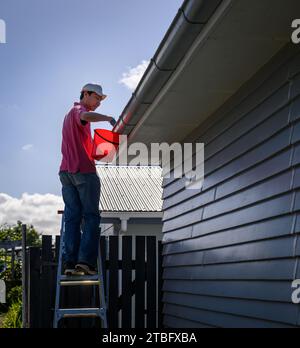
{"left": 158, "top": 241, "right": 163, "bottom": 328}
{"left": 108, "top": 236, "right": 119, "bottom": 328}
{"left": 21, "top": 224, "right": 27, "bottom": 328}
{"left": 41, "top": 235, "right": 53, "bottom": 328}
{"left": 121, "top": 236, "right": 132, "bottom": 328}
{"left": 146, "top": 236, "right": 156, "bottom": 328}
{"left": 135, "top": 236, "right": 145, "bottom": 328}
{"left": 28, "top": 247, "right": 41, "bottom": 328}
{"left": 11, "top": 246, "right": 15, "bottom": 279}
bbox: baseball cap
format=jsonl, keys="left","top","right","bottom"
{"left": 81, "top": 83, "right": 107, "bottom": 100}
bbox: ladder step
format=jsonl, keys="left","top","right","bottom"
{"left": 60, "top": 280, "right": 99, "bottom": 286}
{"left": 60, "top": 275, "right": 99, "bottom": 281}
{"left": 58, "top": 308, "right": 103, "bottom": 318}
{"left": 60, "top": 275, "right": 100, "bottom": 286}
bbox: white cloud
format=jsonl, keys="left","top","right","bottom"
{"left": 22, "top": 144, "right": 33, "bottom": 151}
{"left": 119, "top": 60, "right": 150, "bottom": 91}
{"left": 0, "top": 192, "right": 64, "bottom": 236}
{"left": 0, "top": 19, "right": 6, "bottom": 44}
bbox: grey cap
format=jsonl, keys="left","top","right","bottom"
{"left": 81, "top": 83, "right": 107, "bottom": 100}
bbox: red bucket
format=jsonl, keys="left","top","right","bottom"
{"left": 92, "top": 129, "right": 120, "bottom": 162}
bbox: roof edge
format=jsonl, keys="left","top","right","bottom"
{"left": 113, "top": 0, "right": 223, "bottom": 136}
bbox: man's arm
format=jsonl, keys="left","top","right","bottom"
{"left": 81, "top": 112, "right": 114, "bottom": 124}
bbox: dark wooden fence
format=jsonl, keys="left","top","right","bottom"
{"left": 25, "top": 235, "right": 163, "bottom": 328}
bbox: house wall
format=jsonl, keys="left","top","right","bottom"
{"left": 161, "top": 44, "right": 300, "bottom": 328}
{"left": 100, "top": 222, "right": 163, "bottom": 240}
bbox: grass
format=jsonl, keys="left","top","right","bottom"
{"left": 0, "top": 312, "right": 6, "bottom": 328}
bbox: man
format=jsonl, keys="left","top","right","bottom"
{"left": 59, "top": 83, "right": 115, "bottom": 275}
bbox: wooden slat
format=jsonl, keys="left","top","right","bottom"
{"left": 122, "top": 236, "right": 132, "bottom": 328}
{"left": 135, "top": 236, "right": 145, "bottom": 328}
{"left": 25, "top": 248, "right": 30, "bottom": 327}
{"left": 52, "top": 235, "right": 60, "bottom": 327}
{"left": 146, "top": 236, "right": 157, "bottom": 328}
{"left": 28, "top": 247, "right": 41, "bottom": 328}
{"left": 79, "top": 285, "right": 94, "bottom": 328}
{"left": 21, "top": 224, "right": 27, "bottom": 328}
{"left": 108, "top": 236, "right": 119, "bottom": 328}
{"left": 99, "top": 236, "right": 107, "bottom": 329}
{"left": 40, "top": 236, "right": 53, "bottom": 328}
{"left": 158, "top": 241, "right": 163, "bottom": 328}
{"left": 100, "top": 236, "right": 107, "bottom": 298}
{"left": 55, "top": 236, "right": 60, "bottom": 263}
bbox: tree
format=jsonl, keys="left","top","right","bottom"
{"left": 0, "top": 221, "right": 41, "bottom": 247}
{"left": 0, "top": 221, "right": 42, "bottom": 282}
{"left": 0, "top": 221, "right": 42, "bottom": 325}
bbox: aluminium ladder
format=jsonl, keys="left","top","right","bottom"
{"left": 53, "top": 213, "right": 108, "bottom": 328}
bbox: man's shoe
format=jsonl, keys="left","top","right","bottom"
{"left": 75, "top": 263, "right": 97, "bottom": 275}
{"left": 63, "top": 262, "right": 76, "bottom": 276}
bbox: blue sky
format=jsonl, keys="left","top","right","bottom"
{"left": 0, "top": 0, "right": 182, "bottom": 198}
{"left": 0, "top": 0, "right": 183, "bottom": 234}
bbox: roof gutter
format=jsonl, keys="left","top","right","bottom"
{"left": 113, "top": 0, "right": 223, "bottom": 136}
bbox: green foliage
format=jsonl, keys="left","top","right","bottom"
{"left": 0, "top": 221, "right": 42, "bottom": 327}
{"left": 0, "top": 220, "right": 42, "bottom": 247}
{"left": 0, "top": 220, "right": 42, "bottom": 282}
{"left": 0, "top": 282, "right": 22, "bottom": 313}
{"left": 0, "top": 285, "right": 23, "bottom": 327}
{"left": 7, "top": 285, "right": 22, "bottom": 306}
{"left": 0, "top": 253, "right": 22, "bottom": 282}
{"left": 2, "top": 300, "right": 22, "bottom": 328}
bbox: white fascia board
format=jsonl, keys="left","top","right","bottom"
{"left": 128, "top": 0, "right": 234, "bottom": 143}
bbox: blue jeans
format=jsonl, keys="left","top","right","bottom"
{"left": 59, "top": 171, "right": 101, "bottom": 267}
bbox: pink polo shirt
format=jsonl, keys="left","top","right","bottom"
{"left": 59, "top": 102, "right": 96, "bottom": 173}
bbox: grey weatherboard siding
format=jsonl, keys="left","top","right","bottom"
{"left": 161, "top": 44, "right": 300, "bottom": 328}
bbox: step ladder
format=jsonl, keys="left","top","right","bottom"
{"left": 53, "top": 213, "right": 108, "bottom": 328}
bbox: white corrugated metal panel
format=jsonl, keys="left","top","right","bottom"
{"left": 97, "top": 165, "right": 163, "bottom": 212}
